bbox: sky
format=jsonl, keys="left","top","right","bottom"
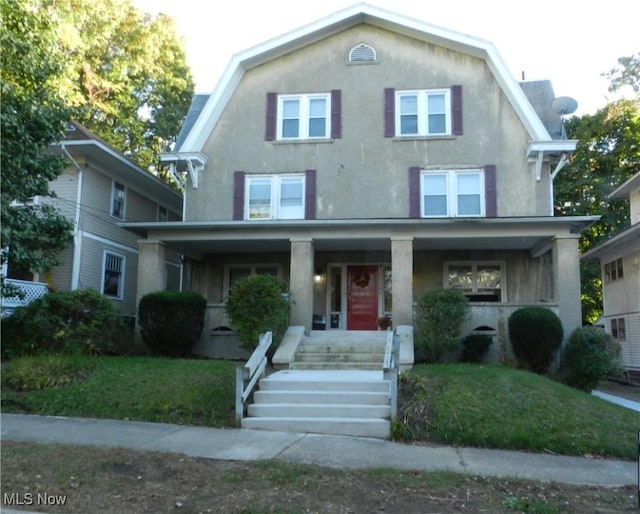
{"left": 133, "top": 0, "right": 638, "bottom": 117}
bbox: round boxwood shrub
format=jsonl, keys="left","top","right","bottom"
{"left": 1, "top": 289, "right": 132, "bottom": 358}
{"left": 414, "top": 288, "right": 470, "bottom": 363}
{"left": 225, "top": 274, "right": 290, "bottom": 353}
{"left": 559, "top": 326, "right": 622, "bottom": 391}
{"left": 138, "top": 291, "right": 207, "bottom": 357}
{"left": 508, "top": 307, "right": 563, "bottom": 374}
{"left": 460, "top": 333, "right": 493, "bottom": 363}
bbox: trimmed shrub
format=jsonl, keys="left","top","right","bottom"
{"left": 138, "top": 291, "right": 207, "bottom": 357}
{"left": 1, "top": 289, "right": 133, "bottom": 359}
{"left": 414, "top": 288, "right": 470, "bottom": 363}
{"left": 2, "top": 354, "right": 97, "bottom": 391}
{"left": 460, "top": 333, "right": 493, "bottom": 363}
{"left": 508, "top": 307, "right": 563, "bottom": 374}
{"left": 559, "top": 326, "right": 622, "bottom": 391}
{"left": 225, "top": 274, "right": 290, "bottom": 353}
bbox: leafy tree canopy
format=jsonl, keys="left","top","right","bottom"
{"left": 1, "top": 0, "right": 194, "bottom": 285}
{"left": 1, "top": 0, "right": 75, "bottom": 281}
{"left": 554, "top": 54, "right": 640, "bottom": 323}
{"left": 52, "top": 0, "right": 195, "bottom": 172}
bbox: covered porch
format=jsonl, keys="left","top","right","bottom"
{"left": 123, "top": 216, "right": 593, "bottom": 359}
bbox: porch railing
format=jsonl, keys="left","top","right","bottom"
{"left": 235, "top": 331, "right": 273, "bottom": 426}
{"left": 1, "top": 279, "right": 49, "bottom": 316}
{"left": 382, "top": 330, "right": 400, "bottom": 419}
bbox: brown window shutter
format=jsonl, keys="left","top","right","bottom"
{"left": 384, "top": 88, "right": 395, "bottom": 137}
{"left": 484, "top": 165, "right": 497, "bottom": 217}
{"left": 305, "top": 169, "right": 317, "bottom": 220}
{"left": 331, "top": 89, "right": 342, "bottom": 139}
{"left": 452, "top": 85, "right": 463, "bottom": 136}
{"left": 265, "top": 92, "right": 277, "bottom": 141}
{"left": 408, "top": 166, "right": 421, "bottom": 218}
{"left": 233, "top": 171, "right": 246, "bottom": 220}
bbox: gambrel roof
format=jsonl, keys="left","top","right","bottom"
{"left": 163, "top": 2, "right": 576, "bottom": 169}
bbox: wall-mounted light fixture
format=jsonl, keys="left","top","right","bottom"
{"left": 314, "top": 269, "right": 323, "bottom": 283}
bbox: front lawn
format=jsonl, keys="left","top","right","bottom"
{"left": 2, "top": 357, "right": 637, "bottom": 460}
{"left": 1, "top": 356, "right": 237, "bottom": 427}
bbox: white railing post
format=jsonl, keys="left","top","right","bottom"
{"left": 234, "top": 331, "right": 273, "bottom": 427}
{"left": 383, "top": 331, "right": 399, "bottom": 420}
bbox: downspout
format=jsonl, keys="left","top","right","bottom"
{"left": 61, "top": 144, "right": 83, "bottom": 290}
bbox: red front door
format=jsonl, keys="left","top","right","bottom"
{"left": 347, "top": 265, "right": 378, "bottom": 330}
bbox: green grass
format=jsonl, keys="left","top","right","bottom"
{"left": 399, "top": 364, "right": 638, "bottom": 460}
{"left": 1, "top": 356, "right": 237, "bottom": 427}
{"left": 2, "top": 357, "right": 637, "bottom": 460}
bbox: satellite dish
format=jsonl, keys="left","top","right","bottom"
{"left": 551, "top": 96, "right": 578, "bottom": 116}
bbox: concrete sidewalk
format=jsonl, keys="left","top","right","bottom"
{"left": 1, "top": 413, "right": 636, "bottom": 488}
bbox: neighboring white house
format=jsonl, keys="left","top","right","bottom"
{"left": 581, "top": 172, "right": 640, "bottom": 378}
{"left": 1, "top": 121, "right": 183, "bottom": 317}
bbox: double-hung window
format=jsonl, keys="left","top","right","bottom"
{"left": 604, "top": 258, "right": 624, "bottom": 283}
{"left": 278, "top": 94, "right": 330, "bottom": 140}
{"left": 111, "top": 181, "right": 126, "bottom": 220}
{"left": 422, "top": 169, "right": 484, "bottom": 217}
{"left": 102, "top": 251, "right": 125, "bottom": 299}
{"left": 445, "top": 262, "right": 505, "bottom": 302}
{"left": 396, "top": 89, "right": 451, "bottom": 136}
{"left": 246, "top": 174, "right": 305, "bottom": 220}
{"left": 611, "top": 318, "right": 626, "bottom": 340}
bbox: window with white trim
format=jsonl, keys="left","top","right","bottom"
{"left": 224, "top": 264, "right": 280, "bottom": 297}
{"left": 611, "top": 317, "right": 626, "bottom": 340}
{"left": 604, "top": 257, "right": 623, "bottom": 283}
{"left": 445, "top": 261, "right": 505, "bottom": 302}
{"left": 396, "top": 89, "right": 451, "bottom": 136}
{"left": 111, "top": 181, "right": 126, "bottom": 220}
{"left": 246, "top": 174, "right": 305, "bottom": 220}
{"left": 422, "top": 169, "right": 484, "bottom": 217}
{"left": 102, "top": 251, "right": 125, "bottom": 299}
{"left": 278, "top": 93, "right": 330, "bottom": 140}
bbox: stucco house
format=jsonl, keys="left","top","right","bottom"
{"left": 124, "top": 3, "right": 596, "bottom": 365}
{"left": 581, "top": 172, "right": 640, "bottom": 379}
{"left": 1, "top": 121, "right": 183, "bottom": 318}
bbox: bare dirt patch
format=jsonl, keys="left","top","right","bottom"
{"left": 1, "top": 442, "right": 636, "bottom": 513}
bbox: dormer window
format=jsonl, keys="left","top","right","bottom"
{"left": 349, "top": 43, "right": 376, "bottom": 63}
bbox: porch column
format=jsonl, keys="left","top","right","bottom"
{"left": 136, "top": 239, "right": 167, "bottom": 308}
{"left": 552, "top": 235, "right": 582, "bottom": 343}
{"left": 289, "top": 238, "right": 314, "bottom": 333}
{"left": 391, "top": 237, "right": 414, "bottom": 326}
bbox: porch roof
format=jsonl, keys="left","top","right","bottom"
{"left": 121, "top": 216, "right": 597, "bottom": 259}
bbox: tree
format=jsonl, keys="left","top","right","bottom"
{"left": 554, "top": 54, "right": 640, "bottom": 323}
{"left": 1, "top": 0, "right": 75, "bottom": 286}
{"left": 52, "top": 0, "right": 195, "bottom": 173}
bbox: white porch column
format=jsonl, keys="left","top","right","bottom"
{"left": 289, "top": 238, "right": 314, "bottom": 332}
{"left": 391, "top": 237, "right": 414, "bottom": 326}
{"left": 552, "top": 235, "right": 582, "bottom": 343}
{"left": 136, "top": 239, "right": 167, "bottom": 308}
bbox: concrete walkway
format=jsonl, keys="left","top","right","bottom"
{"left": 1, "top": 413, "right": 636, "bottom": 489}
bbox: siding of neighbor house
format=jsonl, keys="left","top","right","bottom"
{"left": 44, "top": 128, "right": 182, "bottom": 316}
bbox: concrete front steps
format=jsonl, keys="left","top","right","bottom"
{"left": 241, "top": 369, "right": 391, "bottom": 438}
{"left": 291, "top": 330, "right": 388, "bottom": 370}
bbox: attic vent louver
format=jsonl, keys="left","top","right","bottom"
{"left": 349, "top": 43, "right": 376, "bottom": 62}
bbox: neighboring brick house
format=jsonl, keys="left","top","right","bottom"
{"left": 124, "top": 4, "right": 596, "bottom": 362}
{"left": 582, "top": 172, "right": 640, "bottom": 377}
{"left": 2, "top": 121, "right": 183, "bottom": 317}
